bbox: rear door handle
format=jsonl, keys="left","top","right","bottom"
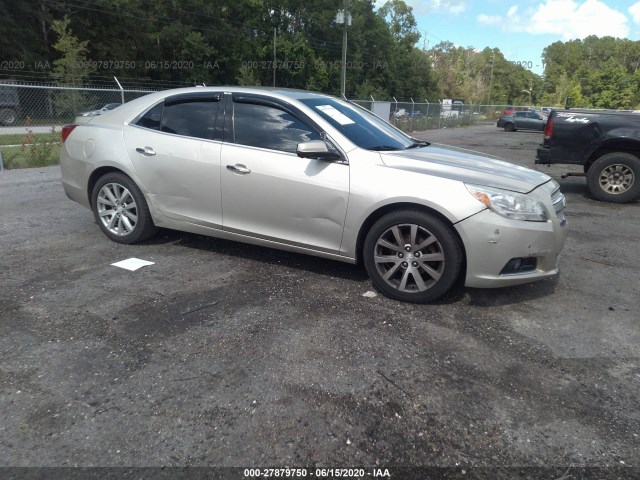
{"left": 226, "top": 164, "right": 251, "bottom": 175}
{"left": 136, "top": 146, "right": 156, "bottom": 156}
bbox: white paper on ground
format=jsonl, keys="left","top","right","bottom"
{"left": 111, "top": 258, "right": 155, "bottom": 271}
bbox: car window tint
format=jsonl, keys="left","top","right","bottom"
{"left": 161, "top": 100, "right": 217, "bottom": 140}
{"left": 135, "top": 103, "right": 163, "bottom": 130}
{"left": 232, "top": 102, "right": 320, "bottom": 153}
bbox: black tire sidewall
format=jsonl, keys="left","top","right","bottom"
{"left": 505, "top": 123, "right": 515, "bottom": 132}
{"left": 91, "top": 172, "right": 156, "bottom": 244}
{"left": 0, "top": 108, "right": 16, "bottom": 126}
{"left": 363, "top": 210, "right": 463, "bottom": 303}
{"left": 587, "top": 153, "right": 640, "bottom": 203}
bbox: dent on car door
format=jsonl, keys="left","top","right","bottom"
{"left": 123, "top": 95, "right": 223, "bottom": 228}
{"left": 220, "top": 98, "right": 350, "bottom": 253}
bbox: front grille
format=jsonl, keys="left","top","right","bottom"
{"left": 551, "top": 187, "right": 567, "bottom": 226}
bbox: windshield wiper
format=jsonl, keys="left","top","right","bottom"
{"left": 365, "top": 145, "right": 402, "bottom": 151}
{"left": 405, "top": 140, "right": 430, "bottom": 149}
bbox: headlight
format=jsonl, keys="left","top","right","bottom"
{"left": 466, "top": 184, "right": 548, "bottom": 222}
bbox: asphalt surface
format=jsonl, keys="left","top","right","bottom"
{"left": 1, "top": 124, "right": 639, "bottom": 476}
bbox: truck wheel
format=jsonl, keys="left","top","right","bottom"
{"left": 0, "top": 108, "right": 17, "bottom": 126}
{"left": 504, "top": 123, "right": 516, "bottom": 132}
{"left": 587, "top": 153, "right": 640, "bottom": 203}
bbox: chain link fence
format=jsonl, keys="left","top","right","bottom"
{"left": 0, "top": 83, "right": 157, "bottom": 131}
{"left": 0, "top": 83, "right": 157, "bottom": 169}
{"left": 0, "top": 82, "right": 530, "bottom": 169}
{"left": 350, "top": 99, "right": 521, "bottom": 132}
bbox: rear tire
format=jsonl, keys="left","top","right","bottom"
{"left": 363, "top": 210, "right": 463, "bottom": 303}
{"left": 91, "top": 172, "right": 157, "bottom": 244}
{"left": 587, "top": 153, "right": 640, "bottom": 203}
{"left": 0, "top": 108, "right": 17, "bottom": 126}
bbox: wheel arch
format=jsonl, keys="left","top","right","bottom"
{"left": 585, "top": 140, "right": 640, "bottom": 172}
{"left": 87, "top": 166, "right": 132, "bottom": 206}
{"left": 355, "top": 202, "right": 467, "bottom": 269}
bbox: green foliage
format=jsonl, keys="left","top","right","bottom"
{"left": 542, "top": 36, "right": 640, "bottom": 109}
{"left": 378, "top": 0, "right": 421, "bottom": 50}
{"left": 51, "top": 16, "right": 95, "bottom": 85}
{"left": 0, "top": 124, "right": 60, "bottom": 169}
{"left": 49, "top": 16, "right": 94, "bottom": 118}
{"left": 428, "top": 43, "right": 541, "bottom": 106}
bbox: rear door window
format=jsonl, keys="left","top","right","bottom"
{"left": 134, "top": 94, "right": 220, "bottom": 140}
{"left": 161, "top": 97, "right": 219, "bottom": 140}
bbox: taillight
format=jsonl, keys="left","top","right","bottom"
{"left": 543, "top": 116, "right": 553, "bottom": 141}
{"left": 61, "top": 124, "right": 77, "bottom": 143}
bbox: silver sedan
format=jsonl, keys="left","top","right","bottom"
{"left": 60, "top": 87, "right": 568, "bottom": 303}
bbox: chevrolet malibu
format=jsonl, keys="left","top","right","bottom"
{"left": 60, "top": 87, "right": 568, "bottom": 303}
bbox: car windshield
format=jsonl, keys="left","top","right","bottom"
{"left": 300, "top": 97, "right": 414, "bottom": 151}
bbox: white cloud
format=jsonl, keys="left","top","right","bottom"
{"left": 407, "top": 0, "right": 467, "bottom": 16}
{"left": 477, "top": 14, "right": 502, "bottom": 26}
{"left": 479, "top": 0, "right": 630, "bottom": 40}
{"left": 630, "top": 2, "right": 640, "bottom": 24}
{"left": 532, "top": 0, "right": 628, "bottom": 39}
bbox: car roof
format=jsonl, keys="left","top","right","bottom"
{"left": 87, "top": 86, "right": 337, "bottom": 126}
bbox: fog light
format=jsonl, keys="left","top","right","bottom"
{"left": 500, "top": 257, "right": 537, "bottom": 275}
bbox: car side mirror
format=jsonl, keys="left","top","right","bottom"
{"left": 296, "top": 140, "right": 341, "bottom": 161}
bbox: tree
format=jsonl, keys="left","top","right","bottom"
{"left": 377, "top": 0, "right": 420, "bottom": 51}
{"left": 542, "top": 36, "right": 640, "bottom": 109}
{"left": 50, "top": 16, "right": 95, "bottom": 118}
{"left": 50, "top": 16, "right": 94, "bottom": 85}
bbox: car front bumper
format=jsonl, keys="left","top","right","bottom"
{"left": 455, "top": 208, "right": 568, "bottom": 288}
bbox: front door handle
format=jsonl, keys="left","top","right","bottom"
{"left": 226, "top": 164, "right": 251, "bottom": 175}
{"left": 136, "top": 146, "right": 156, "bottom": 156}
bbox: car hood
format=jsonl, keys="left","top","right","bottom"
{"left": 380, "top": 143, "right": 551, "bottom": 194}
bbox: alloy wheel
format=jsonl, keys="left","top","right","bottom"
{"left": 373, "top": 223, "right": 446, "bottom": 293}
{"left": 96, "top": 182, "right": 138, "bottom": 236}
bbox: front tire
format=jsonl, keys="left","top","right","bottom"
{"left": 363, "top": 210, "right": 463, "bottom": 303}
{"left": 587, "top": 153, "right": 640, "bottom": 203}
{"left": 504, "top": 123, "right": 516, "bottom": 132}
{"left": 91, "top": 172, "right": 157, "bottom": 244}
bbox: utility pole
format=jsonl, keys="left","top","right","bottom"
{"left": 335, "top": 3, "right": 351, "bottom": 98}
{"left": 273, "top": 28, "right": 276, "bottom": 87}
{"left": 487, "top": 53, "right": 495, "bottom": 105}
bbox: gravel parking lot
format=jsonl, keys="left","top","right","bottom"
{"left": 1, "top": 124, "right": 638, "bottom": 477}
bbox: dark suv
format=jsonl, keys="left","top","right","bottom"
{"left": 0, "top": 83, "right": 21, "bottom": 126}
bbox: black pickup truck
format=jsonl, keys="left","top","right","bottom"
{"left": 536, "top": 109, "right": 640, "bottom": 203}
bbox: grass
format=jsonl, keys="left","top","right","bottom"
{"left": 0, "top": 144, "right": 61, "bottom": 169}
{"left": 0, "top": 131, "right": 60, "bottom": 147}
{"left": 0, "top": 129, "right": 61, "bottom": 169}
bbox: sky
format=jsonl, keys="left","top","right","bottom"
{"left": 404, "top": 0, "right": 640, "bottom": 74}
